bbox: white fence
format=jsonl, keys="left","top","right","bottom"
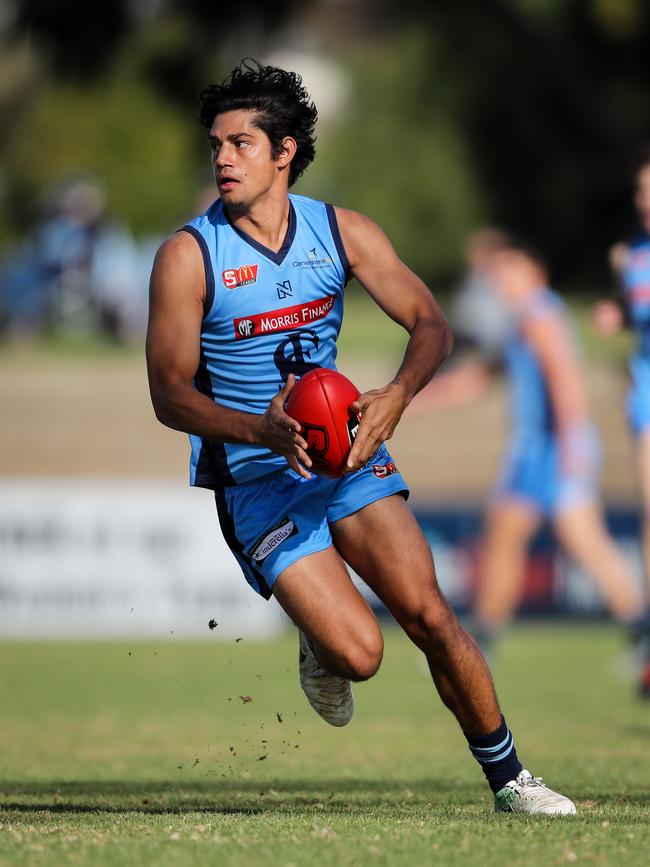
{"left": 0, "top": 480, "right": 286, "bottom": 638}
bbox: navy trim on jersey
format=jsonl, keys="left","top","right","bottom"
{"left": 193, "top": 352, "right": 236, "bottom": 487}
{"left": 179, "top": 225, "right": 216, "bottom": 317}
{"left": 214, "top": 489, "right": 273, "bottom": 599}
{"left": 325, "top": 203, "right": 351, "bottom": 283}
{"left": 225, "top": 201, "right": 297, "bottom": 265}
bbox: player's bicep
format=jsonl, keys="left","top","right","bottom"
{"left": 146, "top": 234, "right": 206, "bottom": 393}
{"left": 335, "top": 208, "right": 441, "bottom": 331}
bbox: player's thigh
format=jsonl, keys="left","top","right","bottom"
{"left": 484, "top": 497, "right": 541, "bottom": 546}
{"left": 330, "top": 495, "right": 449, "bottom": 637}
{"left": 272, "top": 546, "right": 383, "bottom": 667}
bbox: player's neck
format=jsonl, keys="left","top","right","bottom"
{"left": 226, "top": 191, "right": 291, "bottom": 254}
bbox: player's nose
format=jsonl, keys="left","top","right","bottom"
{"left": 215, "top": 143, "right": 234, "bottom": 166}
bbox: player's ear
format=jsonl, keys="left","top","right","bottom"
{"left": 275, "top": 136, "right": 297, "bottom": 169}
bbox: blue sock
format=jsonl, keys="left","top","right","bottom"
{"left": 466, "top": 715, "right": 523, "bottom": 793}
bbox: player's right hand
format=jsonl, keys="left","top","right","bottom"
{"left": 258, "top": 374, "right": 313, "bottom": 479}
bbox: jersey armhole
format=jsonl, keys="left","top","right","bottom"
{"left": 177, "top": 225, "right": 216, "bottom": 318}
{"left": 325, "top": 203, "right": 351, "bottom": 286}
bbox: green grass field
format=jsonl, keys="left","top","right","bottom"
{"left": 1, "top": 625, "right": 649, "bottom": 866}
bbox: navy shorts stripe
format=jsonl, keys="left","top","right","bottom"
{"left": 215, "top": 489, "right": 272, "bottom": 599}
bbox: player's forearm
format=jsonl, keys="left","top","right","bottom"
{"left": 393, "top": 314, "right": 454, "bottom": 402}
{"left": 547, "top": 369, "right": 593, "bottom": 470}
{"left": 150, "top": 381, "right": 262, "bottom": 445}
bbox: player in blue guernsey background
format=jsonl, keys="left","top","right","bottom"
{"left": 146, "top": 59, "right": 575, "bottom": 813}
{"left": 412, "top": 234, "right": 650, "bottom": 690}
{"left": 469, "top": 240, "right": 650, "bottom": 681}
{"left": 593, "top": 148, "right": 650, "bottom": 697}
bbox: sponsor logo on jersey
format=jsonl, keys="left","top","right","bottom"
{"left": 237, "top": 319, "right": 255, "bottom": 338}
{"left": 233, "top": 294, "right": 336, "bottom": 340}
{"left": 222, "top": 263, "right": 259, "bottom": 289}
{"left": 248, "top": 518, "right": 298, "bottom": 562}
{"left": 276, "top": 279, "right": 293, "bottom": 299}
{"left": 372, "top": 460, "right": 399, "bottom": 479}
{"left": 292, "top": 247, "right": 334, "bottom": 269}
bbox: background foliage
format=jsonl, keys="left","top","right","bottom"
{"left": 2, "top": 0, "right": 650, "bottom": 286}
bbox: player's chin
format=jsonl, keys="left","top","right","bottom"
{"left": 219, "top": 187, "right": 246, "bottom": 207}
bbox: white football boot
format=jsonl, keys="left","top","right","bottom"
{"left": 299, "top": 631, "right": 354, "bottom": 727}
{"left": 494, "top": 770, "right": 576, "bottom": 815}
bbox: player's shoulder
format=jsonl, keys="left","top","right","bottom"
{"left": 155, "top": 230, "right": 201, "bottom": 262}
{"left": 151, "top": 231, "right": 205, "bottom": 285}
{"left": 520, "top": 289, "right": 572, "bottom": 346}
{"left": 326, "top": 207, "right": 388, "bottom": 259}
{"left": 329, "top": 205, "right": 380, "bottom": 233}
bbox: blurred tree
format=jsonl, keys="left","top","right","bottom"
{"left": 300, "top": 29, "right": 484, "bottom": 282}
{"left": 15, "top": 0, "right": 131, "bottom": 77}
{"left": 3, "top": 0, "right": 650, "bottom": 289}
{"left": 371, "top": 0, "right": 650, "bottom": 286}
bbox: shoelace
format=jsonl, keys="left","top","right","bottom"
{"left": 515, "top": 774, "right": 544, "bottom": 792}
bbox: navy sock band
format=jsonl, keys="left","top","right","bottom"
{"left": 466, "top": 715, "right": 523, "bottom": 794}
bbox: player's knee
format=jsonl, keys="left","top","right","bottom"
{"left": 341, "top": 631, "right": 384, "bottom": 682}
{"left": 407, "top": 600, "right": 459, "bottom": 650}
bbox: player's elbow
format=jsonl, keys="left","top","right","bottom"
{"left": 427, "top": 314, "right": 453, "bottom": 359}
{"left": 151, "top": 393, "right": 175, "bottom": 429}
{"left": 440, "top": 319, "right": 454, "bottom": 359}
{"left": 149, "top": 380, "right": 183, "bottom": 430}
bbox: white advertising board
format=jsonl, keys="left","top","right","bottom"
{"left": 0, "top": 479, "right": 286, "bottom": 638}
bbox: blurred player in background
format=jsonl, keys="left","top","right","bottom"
{"left": 593, "top": 147, "right": 650, "bottom": 694}
{"left": 146, "top": 59, "right": 576, "bottom": 813}
{"left": 410, "top": 230, "right": 515, "bottom": 412}
{"left": 413, "top": 236, "right": 650, "bottom": 689}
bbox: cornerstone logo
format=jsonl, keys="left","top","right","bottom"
{"left": 292, "top": 247, "right": 333, "bottom": 269}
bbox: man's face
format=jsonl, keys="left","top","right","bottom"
{"left": 635, "top": 164, "right": 650, "bottom": 234}
{"left": 486, "top": 250, "right": 546, "bottom": 306}
{"left": 208, "top": 109, "right": 281, "bottom": 210}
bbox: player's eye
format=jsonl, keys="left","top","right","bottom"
{"left": 235, "top": 139, "right": 250, "bottom": 149}
{"left": 210, "top": 141, "right": 220, "bottom": 154}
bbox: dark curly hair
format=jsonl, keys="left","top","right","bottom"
{"left": 199, "top": 59, "right": 318, "bottom": 187}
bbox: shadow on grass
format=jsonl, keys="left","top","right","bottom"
{"left": 0, "top": 777, "right": 473, "bottom": 816}
{"left": 1, "top": 779, "right": 647, "bottom": 819}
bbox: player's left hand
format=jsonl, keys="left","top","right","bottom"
{"left": 344, "top": 380, "right": 408, "bottom": 473}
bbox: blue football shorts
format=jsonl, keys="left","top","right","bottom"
{"left": 491, "top": 429, "right": 601, "bottom": 517}
{"left": 214, "top": 443, "right": 409, "bottom": 599}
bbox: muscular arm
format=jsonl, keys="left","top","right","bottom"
{"left": 335, "top": 207, "right": 453, "bottom": 470}
{"left": 146, "top": 232, "right": 312, "bottom": 475}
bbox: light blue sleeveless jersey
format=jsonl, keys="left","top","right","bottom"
{"left": 180, "top": 193, "right": 350, "bottom": 488}
{"left": 621, "top": 235, "right": 650, "bottom": 433}
{"left": 505, "top": 289, "right": 561, "bottom": 445}
{"left": 494, "top": 288, "right": 600, "bottom": 514}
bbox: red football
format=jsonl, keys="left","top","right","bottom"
{"left": 285, "top": 368, "right": 361, "bottom": 478}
